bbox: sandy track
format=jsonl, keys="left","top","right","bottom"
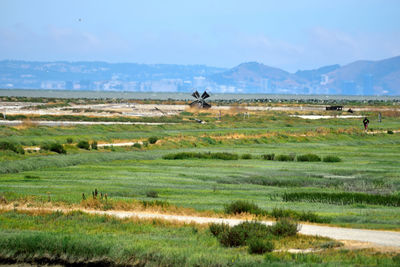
{"left": 7, "top": 206, "right": 400, "bottom": 248}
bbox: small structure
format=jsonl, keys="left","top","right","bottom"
{"left": 326, "top": 105, "right": 343, "bottom": 111}
{"left": 190, "top": 90, "right": 211, "bottom": 109}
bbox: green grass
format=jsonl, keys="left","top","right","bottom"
{"left": 1, "top": 103, "right": 400, "bottom": 265}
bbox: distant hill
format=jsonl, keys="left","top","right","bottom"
{"left": 322, "top": 56, "right": 400, "bottom": 95}
{"left": 0, "top": 56, "right": 399, "bottom": 95}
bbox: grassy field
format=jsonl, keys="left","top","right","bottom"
{"left": 0, "top": 103, "right": 399, "bottom": 266}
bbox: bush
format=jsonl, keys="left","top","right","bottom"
{"left": 49, "top": 143, "right": 66, "bottom": 154}
{"left": 91, "top": 141, "right": 98, "bottom": 150}
{"left": 233, "top": 221, "right": 270, "bottom": 239}
{"left": 209, "top": 223, "right": 230, "bottom": 237}
{"left": 77, "top": 140, "right": 90, "bottom": 150}
{"left": 270, "top": 208, "right": 328, "bottom": 223}
{"left": 132, "top": 143, "right": 142, "bottom": 149}
{"left": 283, "top": 191, "right": 400, "bottom": 207}
{"left": 248, "top": 238, "right": 274, "bottom": 254}
{"left": 323, "top": 155, "right": 341, "bottom": 162}
{"left": 275, "top": 154, "right": 295, "bottom": 161}
{"left": 218, "top": 225, "right": 247, "bottom": 247}
{"left": 270, "top": 218, "right": 299, "bottom": 237}
{"left": 241, "top": 154, "right": 252, "bottom": 159}
{"left": 162, "top": 152, "right": 239, "bottom": 160}
{"left": 224, "top": 200, "right": 264, "bottom": 215}
{"left": 66, "top": 138, "right": 73, "bottom": 144}
{"left": 262, "top": 153, "right": 275, "bottom": 160}
{"left": 0, "top": 141, "right": 25, "bottom": 154}
{"left": 148, "top": 136, "right": 158, "bottom": 144}
{"left": 146, "top": 190, "right": 158, "bottom": 198}
{"left": 387, "top": 130, "right": 394, "bottom": 134}
{"left": 211, "top": 221, "right": 272, "bottom": 248}
{"left": 297, "top": 154, "right": 321, "bottom": 162}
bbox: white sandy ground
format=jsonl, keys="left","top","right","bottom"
{"left": 4, "top": 206, "right": 400, "bottom": 249}
{"left": 290, "top": 115, "right": 363, "bottom": 119}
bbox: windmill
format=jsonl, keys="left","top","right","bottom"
{"left": 189, "top": 90, "right": 211, "bottom": 109}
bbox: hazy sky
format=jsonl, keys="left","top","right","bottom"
{"left": 1, "top": 0, "right": 399, "bottom": 72}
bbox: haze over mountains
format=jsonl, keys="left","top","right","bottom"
{"left": 0, "top": 56, "right": 399, "bottom": 95}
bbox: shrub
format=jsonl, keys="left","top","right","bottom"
{"left": 91, "top": 141, "right": 98, "bottom": 150}
{"left": 323, "top": 155, "right": 341, "bottom": 162}
{"left": 248, "top": 238, "right": 274, "bottom": 254}
{"left": 142, "top": 141, "right": 149, "bottom": 147}
{"left": 224, "top": 200, "right": 264, "bottom": 215}
{"left": 275, "top": 154, "right": 295, "bottom": 161}
{"left": 77, "top": 140, "right": 90, "bottom": 150}
{"left": 0, "top": 141, "right": 25, "bottom": 154}
{"left": 270, "top": 218, "right": 299, "bottom": 237}
{"left": 209, "top": 223, "right": 230, "bottom": 237}
{"left": 282, "top": 192, "right": 400, "bottom": 207}
{"left": 241, "top": 153, "right": 252, "bottom": 159}
{"left": 162, "top": 152, "right": 239, "bottom": 160}
{"left": 66, "top": 138, "right": 73, "bottom": 144}
{"left": 233, "top": 221, "right": 270, "bottom": 239}
{"left": 49, "top": 143, "right": 66, "bottom": 154}
{"left": 270, "top": 208, "right": 329, "bottom": 223}
{"left": 262, "top": 153, "right": 275, "bottom": 160}
{"left": 212, "top": 221, "right": 272, "bottom": 248}
{"left": 146, "top": 190, "right": 158, "bottom": 198}
{"left": 210, "top": 152, "right": 239, "bottom": 160}
{"left": 218, "top": 225, "right": 247, "bottom": 247}
{"left": 297, "top": 154, "right": 321, "bottom": 162}
{"left": 148, "top": 136, "right": 158, "bottom": 144}
{"left": 132, "top": 143, "right": 142, "bottom": 149}
{"left": 387, "top": 130, "right": 394, "bottom": 134}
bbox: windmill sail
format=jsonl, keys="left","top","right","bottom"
{"left": 189, "top": 90, "right": 211, "bottom": 109}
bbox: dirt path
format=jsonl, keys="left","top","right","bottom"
{"left": 7, "top": 206, "right": 400, "bottom": 249}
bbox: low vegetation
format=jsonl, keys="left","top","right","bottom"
{"left": 296, "top": 153, "right": 321, "bottom": 162}
{"left": 0, "top": 141, "right": 25, "bottom": 154}
{"left": 283, "top": 192, "right": 400, "bottom": 207}
{"left": 77, "top": 140, "right": 90, "bottom": 150}
{"left": 163, "top": 151, "right": 239, "bottom": 160}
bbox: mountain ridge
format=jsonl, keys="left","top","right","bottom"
{"left": 0, "top": 56, "right": 399, "bottom": 95}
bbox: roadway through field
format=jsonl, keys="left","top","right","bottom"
{"left": 8, "top": 206, "right": 400, "bottom": 248}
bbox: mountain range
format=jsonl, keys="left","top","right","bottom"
{"left": 0, "top": 56, "right": 399, "bottom": 95}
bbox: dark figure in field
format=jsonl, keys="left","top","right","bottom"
{"left": 363, "top": 117, "right": 369, "bottom": 131}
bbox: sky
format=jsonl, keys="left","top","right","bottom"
{"left": 0, "top": 0, "right": 399, "bottom": 72}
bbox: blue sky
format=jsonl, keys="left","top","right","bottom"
{"left": 1, "top": 0, "right": 399, "bottom": 72}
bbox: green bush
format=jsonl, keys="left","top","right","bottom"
{"left": 262, "top": 153, "right": 275, "bottom": 160}
{"left": 296, "top": 154, "right": 321, "bottom": 162}
{"left": 132, "top": 143, "right": 142, "bottom": 149}
{"left": 233, "top": 221, "right": 270, "bottom": 240}
{"left": 282, "top": 191, "right": 400, "bottom": 207}
{"left": 162, "top": 152, "right": 239, "bottom": 160}
{"left": 148, "top": 136, "right": 158, "bottom": 144}
{"left": 0, "top": 141, "right": 25, "bottom": 154}
{"left": 248, "top": 238, "right": 274, "bottom": 254}
{"left": 270, "top": 208, "right": 329, "bottom": 223}
{"left": 209, "top": 223, "right": 230, "bottom": 237}
{"left": 91, "top": 141, "right": 98, "bottom": 150}
{"left": 224, "top": 200, "right": 264, "bottom": 215}
{"left": 146, "top": 190, "right": 158, "bottom": 198}
{"left": 49, "top": 143, "right": 66, "bottom": 154}
{"left": 66, "top": 138, "right": 73, "bottom": 144}
{"left": 77, "top": 141, "right": 90, "bottom": 150}
{"left": 241, "top": 154, "right": 252, "bottom": 159}
{"left": 218, "top": 225, "right": 247, "bottom": 247}
{"left": 323, "top": 155, "right": 341, "bottom": 162}
{"left": 275, "top": 154, "right": 295, "bottom": 161}
{"left": 387, "top": 130, "right": 394, "bottom": 134}
{"left": 270, "top": 218, "right": 298, "bottom": 237}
